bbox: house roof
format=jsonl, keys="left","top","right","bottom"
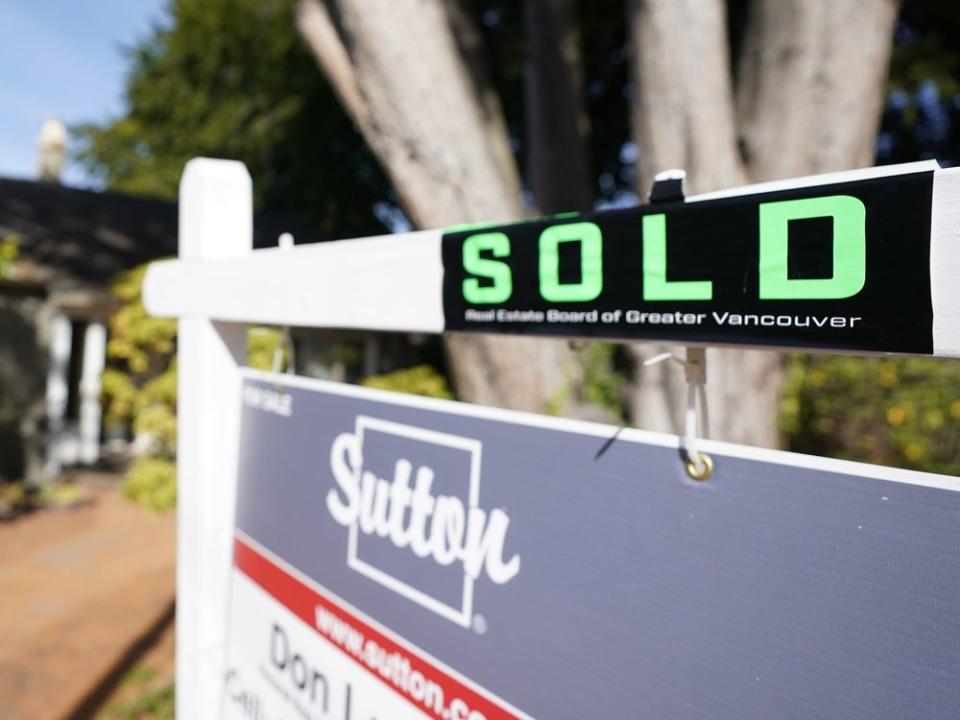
{"left": 0, "top": 177, "right": 319, "bottom": 288}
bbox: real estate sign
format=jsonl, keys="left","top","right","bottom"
{"left": 222, "top": 370, "right": 960, "bottom": 720}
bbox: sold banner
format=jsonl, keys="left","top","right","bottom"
{"left": 222, "top": 370, "right": 960, "bottom": 719}
{"left": 442, "top": 162, "right": 960, "bottom": 356}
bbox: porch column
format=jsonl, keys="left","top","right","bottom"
{"left": 79, "top": 322, "right": 106, "bottom": 465}
{"left": 44, "top": 312, "right": 71, "bottom": 478}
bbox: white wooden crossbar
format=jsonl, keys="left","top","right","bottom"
{"left": 145, "top": 229, "right": 445, "bottom": 332}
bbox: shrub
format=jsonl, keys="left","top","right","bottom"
{"left": 103, "top": 264, "right": 287, "bottom": 512}
{"left": 361, "top": 364, "right": 453, "bottom": 399}
{"left": 101, "top": 265, "right": 178, "bottom": 511}
{"left": 0, "top": 234, "right": 19, "bottom": 278}
{"left": 781, "top": 354, "right": 960, "bottom": 475}
{"left": 122, "top": 456, "right": 177, "bottom": 512}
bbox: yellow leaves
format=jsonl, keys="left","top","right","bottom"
{"left": 107, "top": 265, "right": 176, "bottom": 372}
{"left": 879, "top": 361, "right": 898, "bottom": 388}
{"left": 107, "top": 301, "right": 176, "bottom": 368}
{"left": 100, "top": 369, "right": 138, "bottom": 425}
{"left": 122, "top": 456, "right": 176, "bottom": 513}
{"left": 903, "top": 441, "right": 926, "bottom": 463}
{"left": 0, "top": 234, "right": 19, "bottom": 278}
{"left": 140, "top": 362, "right": 177, "bottom": 407}
{"left": 361, "top": 365, "right": 453, "bottom": 400}
{"left": 130, "top": 365, "right": 178, "bottom": 454}
{"left": 110, "top": 264, "right": 150, "bottom": 303}
{"left": 887, "top": 402, "right": 930, "bottom": 428}
{"left": 886, "top": 405, "right": 908, "bottom": 427}
{"left": 923, "top": 409, "right": 945, "bottom": 430}
{"left": 247, "top": 326, "right": 284, "bottom": 371}
{"left": 782, "top": 354, "right": 960, "bottom": 475}
{"left": 134, "top": 404, "right": 177, "bottom": 448}
{"left": 103, "top": 262, "right": 179, "bottom": 510}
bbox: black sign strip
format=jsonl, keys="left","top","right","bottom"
{"left": 442, "top": 162, "right": 960, "bottom": 357}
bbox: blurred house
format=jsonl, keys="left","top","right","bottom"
{"left": 0, "top": 174, "right": 184, "bottom": 482}
{"left": 0, "top": 129, "right": 313, "bottom": 483}
{"left": 0, "top": 125, "right": 429, "bottom": 484}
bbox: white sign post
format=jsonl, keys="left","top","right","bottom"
{"left": 172, "top": 160, "right": 250, "bottom": 719}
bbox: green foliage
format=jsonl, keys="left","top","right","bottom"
{"left": 0, "top": 234, "right": 19, "bottom": 278}
{"left": 889, "top": 2, "right": 960, "bottom": 98}
{"left": 104, "top": 263, "right": 289, "bottom": 512}
{"left": 73, "top": 0, "right": 389, "bottom": 239}
{"left": 0, "top": 481, "right": 30, "bottom": 518}
{"left": 0, "top": 480, "right": 96, "bottom": 517}
{"left": 100, "top": 666, "right": 174, "bottom": 719}
{"left": 106, "top": 265, "right": 177, "bottom": 377}
{"left": 134, "top": 365, "right": 179, "bottom": 450}
{"left": 100, "top": 264, "right": 178, "bottom": 512}
{"left": 248, "top": 326, "right": 286, "bottom": 371}
{"left": 781, "top": 355, "right": 960, "bottom": 475}
{"left": 546, "top": 343, "right": 625, "bottom": 421}
{"left": 578, "top": 343, "right": 625, "bottom": 420}
{"left": 38, "top": 482, "right": 91, "bottom": 510}
{"left": 361, "top": 365, "right": 453, "bottom": 400}
{"left": 123, "top": 456, "right": 178, "bottom": 513}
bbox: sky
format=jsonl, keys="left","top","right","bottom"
{"left": 0, "top": 0, "right": 167, "bottom": 187}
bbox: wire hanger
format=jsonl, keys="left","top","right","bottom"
{"left": 646, "top": 170, "right": 714, "bottom": 481}
{"left": 644, "top": 347, "right": 713, "bottom": 480}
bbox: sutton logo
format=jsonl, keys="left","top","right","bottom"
{"left": 326, "top": 416, "right": 520, "bottom": 627}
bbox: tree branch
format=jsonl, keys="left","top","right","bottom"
{"left": 294, "top": 0, "right": 367, "bottom": 124}
{"left": 300, "top": 0, "right": 523, "bottom": 228}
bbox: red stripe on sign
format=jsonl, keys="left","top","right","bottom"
{"left": 234, "top": 536, "right": 519, "bottom": 720}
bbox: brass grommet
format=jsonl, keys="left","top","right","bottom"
{"left": 684, "top": 452, "right": 714, "bottom": 481}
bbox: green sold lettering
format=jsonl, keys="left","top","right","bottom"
{"left": 759, "top": 195, "right": 866, "bottom": 299}
{"left": 642, "top": 213, "right": 712, "bottom": 301}
{"left": 459, "top": 194, "right": 867, "bottom": 304}
{"left": 462, "top": 232, "right": 513, "bottom": 304}
{"left": 538, "top": 222, "right": 604, "bottom": 302}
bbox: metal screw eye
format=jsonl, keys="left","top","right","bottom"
{"left": 684, "top": 452, "right": 714, "bottom": 481}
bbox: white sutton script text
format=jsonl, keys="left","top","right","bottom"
{"left": 326, "top": 432, "right": 520, "bottom": 584}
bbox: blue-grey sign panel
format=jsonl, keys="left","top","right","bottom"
{"left": 225, "top": 370, "right": 960, "bottom": 720}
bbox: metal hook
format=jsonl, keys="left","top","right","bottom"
{"left": 643, "top": 347, "right": 713, "bottom": 481}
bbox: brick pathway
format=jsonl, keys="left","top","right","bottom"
{"left": 0, "top": 475, "right": 175, "bottom": 720}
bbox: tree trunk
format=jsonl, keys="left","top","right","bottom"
{"left": 736, "top": 0, "right": 901, "bottom": 180}
{"left": 629, "top": 0, "right": 746, "bottom": 196}
{"left": 522, "top": 0, "right": 627, "bottom": 423}
{"left": 626, "top": 0, "right": 899, "bottom": 446}
{"left": 296, "top": 0, "right": 577, "bottom": 412}
{"left": 524, "top": 0, "right": 593, "bottom": 214}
